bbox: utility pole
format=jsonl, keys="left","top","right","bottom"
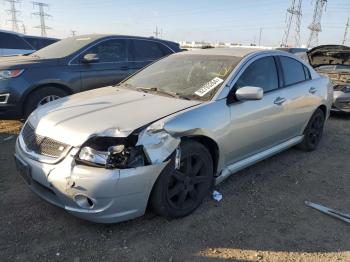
{"left": 342, "top": 17, "right": 349, "bottom": 45}
{"left": 153, "top": 26, "right": 161, "bottom": 38}
{"left": 258, "top": 27, "right": 263, "bottom": 46}
{"left": 32, "top": 2, "right": 51, "bottom": 37}
{"left": 281, "top": 0, "right": 303, "bottom": 47}
{"left": 22, "top": 23, "right": 26, "bottom": 34}
{"left": 5, "top": 0, "right": 22, "bottom": 32}
{"left": 307, "top": 0, "right": 327, "bottom": 48}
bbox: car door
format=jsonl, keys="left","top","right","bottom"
{"left": 79, "top": 38, "right": 133, "bottom": 91}
{"left": 225, "top": 55, "right": 292, "bottom": 164}
{"left": 275, "top": 55, "right": 320, "bottom": 137}
{"left": 128, "top": 39, "right": 173, "bottom": 73}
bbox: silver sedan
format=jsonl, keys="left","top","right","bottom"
{"left": 15, "top": 48, "right": 333, "bottom": 223}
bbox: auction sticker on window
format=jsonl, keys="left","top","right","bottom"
{"left": 195, "top": 77, "right": 224, "bottom": 97}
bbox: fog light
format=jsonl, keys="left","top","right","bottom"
{"left": 74, "top": 194, "right": 94, "bottom": 209}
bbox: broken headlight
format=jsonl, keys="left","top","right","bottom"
{"left": 77, "top": 137, "right": 145, "bottom": 169}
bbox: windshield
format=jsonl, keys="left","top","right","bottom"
{"left": 123, "top": 54, "right": 241, "bottom": 101}
{"left": 317, "top": 65, "right": 350, "bottom": 73}
{"left": 30, "top": 36, "right": 96, "bottom": 59}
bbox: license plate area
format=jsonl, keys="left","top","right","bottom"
{"left": 14, "top": 154, "right": 32, "bottom": 184}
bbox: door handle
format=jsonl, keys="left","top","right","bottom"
{"left": 274, "top": 96, "right": 286, "bottom": 105}
{"left": 309, "top": 87, "right": 317, "bottom": 94}
{"left": 120, "top": 66, "right": 129, "bottom": 70}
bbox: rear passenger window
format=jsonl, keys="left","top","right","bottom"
{"left": 280, "top": 56, "right": 307, "bottom": 86}
{"left": 130, "top": 40, "right": 167, "bottom": 61}
{"left": 234, "top": 56, "right": 279, "bottom": 92}
{"left": 0, "top": 32, "right": 32, "bottom": 49}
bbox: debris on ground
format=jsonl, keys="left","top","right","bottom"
{"left": 305, "top": 201, "right": 350, "bottom": 224}
{"left": 212, "top": 190, "right": 223, "bottom": 201}
{"left": 3, "top": 135, "right": 15, "bottom": 142}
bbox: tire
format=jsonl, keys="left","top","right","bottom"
{"left": 297, "top": 108, "right": 325, "bottom": 151}
{"left": 23, "top": 86, "right": 69, "bottom": 118}
{"left": 150, "top": 140, "right": 214, "bottom": 218}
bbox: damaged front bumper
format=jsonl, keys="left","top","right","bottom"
{"left": 15, "top": 138, "right": 169, "bottom": 223}
{"left": 333, "top": 90, "right": 350, "bottom": 112}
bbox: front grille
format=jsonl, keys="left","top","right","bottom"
{"left": 22, "top": 123, "right": 69, "bottom": 158}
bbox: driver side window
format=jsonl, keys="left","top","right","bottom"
{"left": 82, "top": 39, "right": 127, "bottom": 63}
{"left": 234, "top": 56, "right": 279, "bottom": 92}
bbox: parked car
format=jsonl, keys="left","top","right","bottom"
{"left": 15, "top": 48, "right": 332, "bottom": 223}
{"left": 0, "top": 34, "right": 180, "bottom": 119}
{"left": 306, "top": 45, "right": 350, "bottom": 113}
{"left": 276, "top": 47, "right": 308, "bottom": 54}
{"left": 0, "top": 29, "right": 58, "bottom": 56}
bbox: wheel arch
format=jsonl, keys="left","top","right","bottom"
{"left": 317, "top": 104, "right": 327, "bottom": 118}
{"left": 182, "top": 135, "right": 220, "bottom": 175}
{"left": 21, "top": 83, "right": 74, "bottom": 115}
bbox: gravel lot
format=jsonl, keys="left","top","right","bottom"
{"left": 1, "top": 114, "right": 350, "bottom": 262}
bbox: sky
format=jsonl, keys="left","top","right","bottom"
{"left": 0, "top": 0, "right": 349, "bottom": 47}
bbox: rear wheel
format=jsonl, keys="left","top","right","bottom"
{"left": 24, "top": 86, "right": 69, "bottom": 118}
{"left": 297, "top": 108, "right": 325, "bottom": 151}
{"left": 150, "top": 140, "right": 213, "bottom": 218}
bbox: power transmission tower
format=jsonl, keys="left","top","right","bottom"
{"left": 5, "top": 0, "right": 22, "bottom": 32}
{"left": 71, "top": 30, "right": 77, "bottom": 36}
{"left": 32, "top": 2, "right": 51, "bottom": 37}
{"left": 281, "top": 0, "right": 303, "bottom": 47}
{"left": 307, "top": 0, "right": 327, "bottom": 48}
{"left": 342, "top": 17, "right": 349, "bottom": 45}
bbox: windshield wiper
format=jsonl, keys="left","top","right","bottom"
{"left": 143, "top": 88, "right": 191, "bottom": 100}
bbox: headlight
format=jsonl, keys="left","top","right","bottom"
{"left": 78, "top": 147, "right": 109, "bottom": 165}
{"left": 0, "top": 69, "right": 24, "bottom": 80}
{"left": 341, "top": 85, "right": 350, "bottom": 93}
{"left": 77, "top": 137, "right": 145, "bottom": 169}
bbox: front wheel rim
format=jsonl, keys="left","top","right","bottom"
{"left": 167, "top": 153, "right": 209, "bottom": 210}
{"left": 37, "top": 95, "right": 61, "bottom": 107}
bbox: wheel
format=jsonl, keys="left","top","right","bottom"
{"left": 297, "top": 108, "right": 325, "bottom": 151}
{"left": 150, "top": 140, "right": 214, "bottom": 218}
{"left": 24, "top": 86, "right": 69, "bottom": 118}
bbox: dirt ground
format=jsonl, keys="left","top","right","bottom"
{"left": 0, "top": 114, "right": 350, "bottom": 262}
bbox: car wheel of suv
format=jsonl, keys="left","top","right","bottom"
{"left": 150, "top": 140, "right": 214, "bottom": 219}
{"left": 24, "top": 86, "right": 69, "bottom": 118}
{"left": 297, "top": 108, "right": 325, "bottom": 151}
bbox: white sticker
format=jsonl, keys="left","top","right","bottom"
{"left": 194, "top": 77, "right": 224, "bottom": 97}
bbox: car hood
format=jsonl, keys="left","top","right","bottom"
{"left": 0, "top": 55, "right": 60, "bottom": 69}
{"left": 29, "top": 86, "right": 201, "bottom": 147}
{"left": 307, "top": 45, "right": 350, "bottom": 68}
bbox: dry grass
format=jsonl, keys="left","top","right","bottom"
{"left": 0, "top": 120, "right": 22, "bottom": 135}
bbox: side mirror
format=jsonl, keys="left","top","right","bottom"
{"left": 82, "top": 53, "right": 100, "bottom": 63}
{"left": 235, "top": 86, "right": 263, "bottom": 101}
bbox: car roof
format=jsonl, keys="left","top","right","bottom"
{"left": 0, "top": 29, "right": 58, "bottom": 40}
{"left": 71, "top": 34, "right": 178, "bottom": 45}
{"left": 175, "top": 47, "right": 272, "bottom": 57}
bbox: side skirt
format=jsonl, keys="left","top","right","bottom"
{"left": 215, "top": 135, "right": 304, "bottom": 185}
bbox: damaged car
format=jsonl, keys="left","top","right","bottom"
{"left": 14, "top": 48, "right": 333, "bottom": 223}
{"left": 306, "top": 45, "right": 350, "bottom": 113}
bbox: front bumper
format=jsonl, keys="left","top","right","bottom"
{"left": 15, "top": 138, "right": 168, "bottom": 223}
{"left": 333, "top": 90, "right": 350, "bottom": 113}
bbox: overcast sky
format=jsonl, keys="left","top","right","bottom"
{"left": 0, "top": 0, "right": 349, "bottom": 46}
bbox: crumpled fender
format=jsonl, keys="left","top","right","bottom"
{"left": 136, "top": 125, "right": 180, "bottom": 164}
